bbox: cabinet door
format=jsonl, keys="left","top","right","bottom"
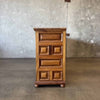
{"left": 52, "top": 46, "right": 63, "bottom": 55}
{"left": 39, "top": 71, "right": 50, "bottom": 81}
{"left": 52, "top": 71, "right": 63, "bottom": 80}
{"left": 39, "top": 46, "right": 49, "bottom": 55}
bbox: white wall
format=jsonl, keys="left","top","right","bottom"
{"left": 0, "top": 0, "right": 67, "bottom": 58}
{"left": 0, "top": 0, "right": 100, "bottom": 58}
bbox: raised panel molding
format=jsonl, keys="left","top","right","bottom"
{"left": 39, "top": 33, "right": 62, "bottom": 41}
{"left": 39, "top": 46, "right": 49, "bottom": 55}
{"left": 40, "top": 59, "right": 61, "bottom": 66}
{"left": 53, "top": 46, "right": 62, "bottom": 55}
{"left": 54, "top": 47, "right": 61, "bottom": 53}
{"left": 39, "top": 71, "right": 49, "bottom": 80}
{"left": 52, "top": 71, "right": 62, "bottom": 80}
{"left": 41, "top": 47, "right": 47, "bottom": 53}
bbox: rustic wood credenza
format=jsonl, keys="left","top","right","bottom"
{"left": 34, "top": 28, "right": 69, "bottom": 87}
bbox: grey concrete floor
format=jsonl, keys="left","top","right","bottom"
{"left": 0, "top": 58, "right": 100, "bottom": 100}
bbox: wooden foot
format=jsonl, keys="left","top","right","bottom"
{"left": 34, "top": 84, "right": 38, "bottom": 88}
{"left": 60, "top": 84, "right": 65, "bottom": 88}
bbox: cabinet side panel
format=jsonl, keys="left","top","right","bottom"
{"left": 35, "top": 32, "right": 39, "bottom": 81}
{"left": 63, "top": 31, "right": 66, "bottom": 81}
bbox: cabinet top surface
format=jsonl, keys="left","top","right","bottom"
{"left": 34, "top": 28, "right": 66, "bottom": 32}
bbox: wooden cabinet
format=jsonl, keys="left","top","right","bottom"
{"left": 34, "top": 28, "right": 67, "bottom": 87}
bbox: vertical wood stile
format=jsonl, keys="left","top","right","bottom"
{"left": 63, "top": 30, "right": 66, "bottom": 81}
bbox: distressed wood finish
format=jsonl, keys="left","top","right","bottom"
{"left": 34, "top": 28, "right": 66, "bottom": 87}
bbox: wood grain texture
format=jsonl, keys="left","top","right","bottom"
{"left": 54, "top": 46, "right": 61, "bottom": 53}
{"left": 39, "top": 71, "right": 49, "bottom": 80}
{"left": 34, "top": 28, "right": 67, "bottom": 87}
{"left": 39, "top": 42, "right": 63, "bottom": 46}
{"left": 40, "top": 47, "right": 47, "bottom": 53}
{"left": 34, "top": 28, "right": 66, "bottom": 32}
{"left": 40, "top": 59, "right": 61, "bottom": 66}
{"left": 63, "top": 31, "right": 66, "bottom": 81}
{"left": 39, "top": 55, "right": 63, "bottom": 59}
{"left": 35, "top": 32, "right": 39, "bottom": 81}
{"left": 39, "top": 46, "right": 49, "bottom": 55}
{"left": 53, "top": 71, "right": 63, "bottom": 80}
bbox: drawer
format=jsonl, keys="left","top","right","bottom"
{"left": 39, "top": 71, "right": 50, "bottom": 81}
{"left": 39, "top": 46, "right": 49, "bottom": 55}
{"left": 39, "top": 45, "right": 63, "bottom": 55}
{"left": 38, "top": 71, "right": 63, "bottom": 81}
{"left": 52, "top": 46, "right": 62, "bottom": 55}
{"left": 52, "top": 71, "right": 63, "bottom": 80}
{"left": 39, "top": 59, "right": 62, "bottom": 67}
{"left": 39, "top": 33, "right": 63, "bottom": 42}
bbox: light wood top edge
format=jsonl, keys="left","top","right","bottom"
{"left": 34, "top": 28, "right": 66, "bottom": 32}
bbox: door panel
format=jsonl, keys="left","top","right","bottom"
{"left": 39, "top": 46, "right": 49, "bottom": 55}
{"left": 53, "top": 46, "right": 63, "bottom": 55}
{"left": 39, "top": 71, "right": 49, "bottom": 81}
{"left": 52, "top": 71, "right": 63, "bottom": 80}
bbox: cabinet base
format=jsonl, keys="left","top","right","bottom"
{"left": 34, "top": 81, "right": 65, "bottom": 88}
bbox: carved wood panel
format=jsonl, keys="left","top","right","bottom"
{"left": 52, "top": 71, "right": 62, "bottom": 80}
{"left": 53, "top": 46, "right": 62, "bottom": 55}
{"left": 39, "top": 45, "right": 62, "bottom": 55}
{"left": 39, "top": 71, "right": 49, "bottom": 80}
{"left": 39, "top": 46, "right": 49, "bottom": 55}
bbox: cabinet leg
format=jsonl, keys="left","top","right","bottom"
{"left": 60, "top": 84, "right": 65, "bottom": 88}
{"left": 34, "top": 84, "right": 38, "bottom": 88}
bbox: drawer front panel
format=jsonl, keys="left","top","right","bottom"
{"left": 39, "top": 71, "right": 49, "bottom": 80}
{"left": 52, "top": 71, "right": 63, "bottom": 80}
{"left": 40, "top": 59, "right": 62, "bottom": 67}
{"left": 39, "top": 46, "right": 49, "bottom": 55}
{"left": 53, "top": 46, "right": 62, "bottom": 55}
{"left": 39, "top": 33, "right": 62, "bottom": 41}
{"left": 39, "top": 45, "right": 62, "bottom": 55}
